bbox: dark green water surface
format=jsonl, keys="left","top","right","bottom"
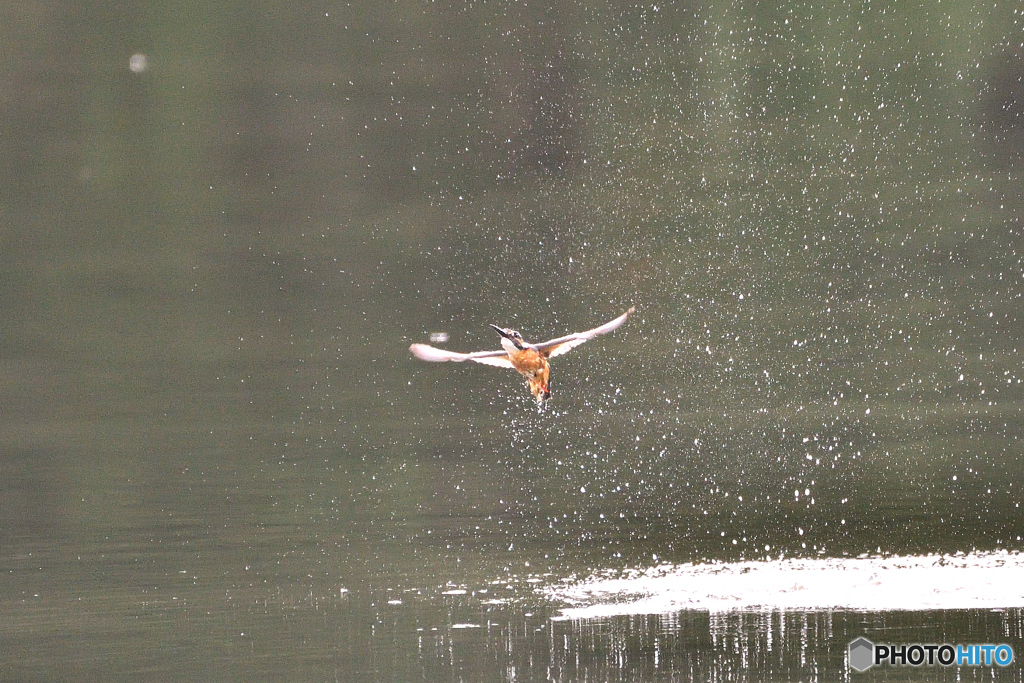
{"left": 2, "top": 0, "right": 1023, "bottom": 679}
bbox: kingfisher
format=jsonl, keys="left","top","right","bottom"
{"left": 409, "top": 307, "right": 635, "bottom": 403}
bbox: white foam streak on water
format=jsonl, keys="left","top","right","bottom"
{"left": 547, "top": 551, "right": 1024, "bottom": 620}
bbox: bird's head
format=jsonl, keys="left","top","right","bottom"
{"left": 490, "top": 325, "right": 525, "bottom": 351}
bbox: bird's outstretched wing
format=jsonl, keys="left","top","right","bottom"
{"left": 533, "top": 306, "right": 635, "bottom": 358}
{"left": 409, "top": 344, "right": 514, "bottom": 368}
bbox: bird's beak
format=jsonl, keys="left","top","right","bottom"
{"left": 490, "top": 324, "right": 523, "bottom": 350}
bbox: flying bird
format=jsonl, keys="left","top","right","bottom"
{"left": 409, "top": 307, "right": 635, "bottom": 403}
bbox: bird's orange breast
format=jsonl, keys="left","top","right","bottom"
{"left": 507, "top": 348, "right": 547, "bottom": 376}
{"left": 508, "top": 348, "right": 551, "bottom": 402}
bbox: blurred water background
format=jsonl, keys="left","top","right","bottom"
{"left": 2, "top": 0, "right": 1023, "bottom": 680}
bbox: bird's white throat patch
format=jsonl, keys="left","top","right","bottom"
{"left": 499, "top": 337, "right": 521, "bottom": 355}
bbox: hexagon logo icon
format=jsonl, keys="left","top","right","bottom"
{"left": 849, "top": 637, "right": 875, "bottom": 672}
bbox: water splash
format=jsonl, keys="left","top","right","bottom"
{"left": 548, "top": 550, "right": 1024, "bottom": 619}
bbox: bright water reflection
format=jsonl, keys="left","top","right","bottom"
{"left": 2, "top": 0, "right": 1024, "bottom": 680}
{"left": 543, "top": 608, "right": 1024, "bottom": 682}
